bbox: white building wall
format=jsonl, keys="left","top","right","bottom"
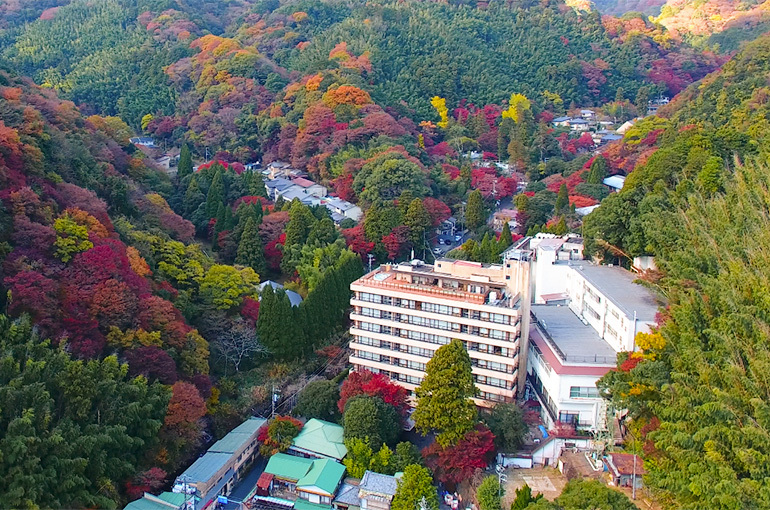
{"left": 527, "top": 345, "right": 605, "bottom": 429}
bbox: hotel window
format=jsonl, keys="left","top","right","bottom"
{"left": 569, "top": 386, "right": 600, "bottom": 398}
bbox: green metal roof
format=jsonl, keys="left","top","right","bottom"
{"left": 209, "top": 417, "right": 266, "bottom": 454}
{"left": 297, "top": 458, "right": 346, "bottom": 495}
{"left": 293, "top": 499, "right": 333, "bottom": 510}
{"left": 158, "top": 493, "right": 187, "bottom": 506}
{"left": 124, "top": 492, "right": 187, "bottom": 510}
{"left": 265, "top": 453, "right": 314, "bottom": 481}
{"left": 294, "top": 499, "right": 335, "bottom": 510}
{"left": 291, "top": 419, "right": 347, "bottom": 460}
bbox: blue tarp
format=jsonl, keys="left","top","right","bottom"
{"left": 538, "top": 425, "right": 549, "bottom": 439}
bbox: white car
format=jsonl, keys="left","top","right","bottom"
{"left": 433, "top": 247, "right": 443, "bottom": 255}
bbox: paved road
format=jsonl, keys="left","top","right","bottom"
{"left": 229, "top": 456, "right": 268, "bottom": 503}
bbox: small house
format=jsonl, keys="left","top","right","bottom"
{"left": 332, "top": 471, "right": 400, "bottom": 510}
{"left": 292, "top": 177, "right": 328, "bottom": 198}
{"left": 605, "top": 453, "right": 645, "bottom": 489}
{"left": 264, "top": 453, "right": 347, "bottom": 508}
{"left": 552, "top": 116, "right": 571, "bottom": 128}
{"left": 289, "top": 419, "right": 347, "bottom": 461}
{"left": 324, "top": 197, "right": 362, "bottom": 222}
{"left": 602, "top": 175, "right": 626, "bottom": 192}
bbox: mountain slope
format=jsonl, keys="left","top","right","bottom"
{"left": 0, "top": 0, "right": 718, "bottom": 138}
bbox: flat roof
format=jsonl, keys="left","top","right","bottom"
{"left": 180, "top": 452, "right": 232, "bottom": 484}
{"left": 209, "top": 417, "right": 266, "bottom": 454}
{"left": 568, "top": 264, "right": 658, "bottom": 321}
{"left": 531, "top": 305, "right": 617, "bottom": 361}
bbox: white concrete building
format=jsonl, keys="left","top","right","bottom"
{"left": 526, "top": 304, "right": 617, "bottom": 430}
{"left": 349, "top": 258, "right": 531, "bottom": 406}
{"left": 523, "top": 259, "right": 659, "bottom": 430}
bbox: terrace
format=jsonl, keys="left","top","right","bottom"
{"left": 354, "top": 261, "right": 518, "bottom": 308}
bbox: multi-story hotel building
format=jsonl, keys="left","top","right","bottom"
{"left": 349, "top": 258, "right": 531, "bottom": 406}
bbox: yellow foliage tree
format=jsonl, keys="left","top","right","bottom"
{"left": 430, "top": 96, "right": 449, "bottom": 128}
{"left": 501, "top": 93, "right": 531, "bottom": 123}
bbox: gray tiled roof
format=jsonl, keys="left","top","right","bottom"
{"left": 360, "top": 471, "right": 397, "bottom": 496}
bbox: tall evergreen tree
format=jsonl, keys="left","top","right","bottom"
{"left": 257, "top": 286, "right": 298, "bottom": 359}
{"left": 586, "top": 155, "right": 608, "bottom": 185}
{"left": 206, "top": 169, "right": 225, "bottom": 218}
{"left": 555, "top": 182, "right": 569, "bottom": 214}
{"left": 498, "top": 222, "right": 513, "bottom": 251}
{"left": 236, "top": 217, "right": 266, "bottom": 276}
{"left": 466, "top": 190, "right": 485, "bottom": 231}
{"left": 184, "top": 176, "right": 205, "bottom": 216}
{"left": 178, "top": 143, "right": 193, "bottom": 179}
{"left": 405, "top": 198, "right": 431, "bottom": 246}
{"left": 413, "top": 339, "right": 477, "bottom": 447}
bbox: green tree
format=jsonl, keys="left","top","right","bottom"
{"left": 635, "top": 86, "right": 650, "bottom": 114}
{"left": 206, "top": 169, "right": 225, "bottom": 218}
{"left": 354, "top": 154, "right": 428, "bottom": 203}
{"left": 555, "top": 182, "right": 569, "bottom": 214}
{"left": 586, "top": 155, "right": 608, "bottom": 185}
{"left": 258, "top": 286, "right": 305, "bottom": 359}
{"left": 527, "top": 479, "right": 635, "bottom": 510}
{"left": 413, "top": 339, "right": 477, "bottom": 447}
{"left": 477, "top": 476, "right": 502, "bottom": 510}
{"left": 510, "top": 484, "right": 542, "bottom": 510}
{"left": 235, "top": 217, "right": 266, "bottom": 276}
{"left": 498, "top": 222, "right": 513, "bottom": 251}
{"left": 343, "top": 438, "right": 375, "bottom": 478}
{"left": 392, "top": 442, "right": 423, "bottom": 472}
{"left": 200, "top": 265, "right": 259, "bottom": 310}
{"left": 392, "top": 465, "right": 439, "bottom": 510}
{"left": 184, "top": 176, "right": 205, "bottom": 216}
{"left": 0, "top": 315, "right": 169, "bottom": 509}
{"left": 294, "top": 380, "right": 340, "bottom": 422}
{"left": 53, "top": 213, "right": 93, "bottom": 262}
{"left": 483, "top": 403, "right": 527, "bottom": 452}
{"left": 405, "top": 198, "right": 432, "bottom": 245}
{"left": 343, "top": 395, "right": 400, "bottom": 448}
{"left": 696, "top": 156, "right": 724, "bottom": 195}
{"left": 466, "top": 190, "right": 485, "bottom": 232}
{"left": 178, "top": 143, "right": 193, "bottom": 179}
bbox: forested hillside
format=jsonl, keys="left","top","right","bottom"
{"left": 573, "top": 34, "right": 770, "bottom": 508}
{"left": 652, "top": 0, "right": 770, "bottom": 50}
{"left": 0, "top": 0, "right": 718, "bottom": 142}
{"left": 0, "top": 58, "right": 364, "bottom": 506}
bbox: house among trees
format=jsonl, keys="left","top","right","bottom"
{"left": 602, "top": 175, "right": 626, "bottom": 192}
{"left": 172, "top": 417, "right": 266, "bottom": 510}
{"left": 324, "top": 197, "right": 363, "bottom": 222}
{"left": 605, "top": 453, "right": 645, "bottom": 489}
{"left": 259, "top": 281, "right": 303, "bottom": 307}
{"left": 259, "top": 453, "right": 347, "bottom": 509}
{"left": 332, "top": 471, "right": 400, "bottom": 510}
{"left": 288, "top": 418, "right": 348, "bottom": 461}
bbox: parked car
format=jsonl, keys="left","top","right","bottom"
{"left": 433, "top": 247, "right": 443, "bottom": 255}
{"left": 455, "top": 234, "right": 462, "bottom": 242}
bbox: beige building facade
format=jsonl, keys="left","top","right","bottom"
{"left": 349, "top": 258, "right": 530, "bottom": 406}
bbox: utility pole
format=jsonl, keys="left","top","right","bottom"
{"left": 367, "top": 253, "right": 375, "bottom": 273}
{"left": 632, "top": 437, "right": 637, "bottom": 500}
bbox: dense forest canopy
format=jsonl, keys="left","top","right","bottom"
{"left": 0, "top": 0, "right": 718, "bottom": 141}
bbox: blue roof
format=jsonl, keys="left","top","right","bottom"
{"left": 553, "top": 116, "right": 570, "bottom": 122}
{"left": 180, "top": 452, "right": 231, "bottom": 484}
